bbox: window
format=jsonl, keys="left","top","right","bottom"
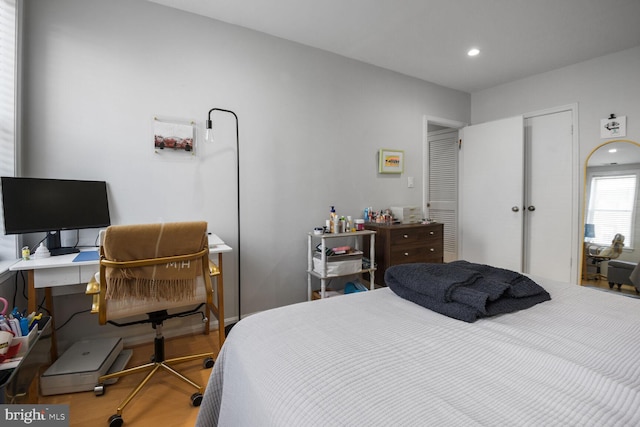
{"left": 586, "top": 173, "right": 637, "bottom": 248}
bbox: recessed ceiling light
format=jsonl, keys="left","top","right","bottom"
{"left": 467, "top": 48, "right": 480, "bottom": 57}
{"left": 609, "top": 148, "right": 618, "bottom": 153}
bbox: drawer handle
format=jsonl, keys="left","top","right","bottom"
{"left": 429, "top": 231, "right": 434, "bottom": 235}
{"left": 430, "top": 248, "right": 435, "bottom": 252}
{"left": 404, "top": 252, "right": 409, "bottom": 256}
{"left": 403, "top": 234, "right": 409, "bottom": 238}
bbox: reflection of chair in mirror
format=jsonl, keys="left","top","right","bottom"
{"left": 585, "top": 233, "right": 625, "bottom": 280}
{"left": 85, "top": 221, "right": 223, "bottom": 427}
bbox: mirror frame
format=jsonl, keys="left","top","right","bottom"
{"left": 580, "top": 138, "right": 640, "bottom": 284}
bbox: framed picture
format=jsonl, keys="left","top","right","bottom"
{"left": 600, "top": 115, "right": 626, "bottom": 139}
{"left": 153, "top": 117, "right": 196, "bottom": 156}
{"left": 379, "top": 149, "right": 404, "bottom": 174}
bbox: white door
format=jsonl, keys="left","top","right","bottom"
{"left": 524, "top": 110, "right": 574, "bottom": 281}
{"left": 459, "top": 116, "right": 524, "bottom": 271}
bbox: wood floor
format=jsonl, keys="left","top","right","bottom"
{"left": 581, "top": 276, "right": 639, "bottom": 297}
{"left": 38, "top": 331, "right": 221, "bottom": 427}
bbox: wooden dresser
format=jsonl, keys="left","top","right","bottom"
{"left": 363, "top": 222, "right": 444, "bottom": 286}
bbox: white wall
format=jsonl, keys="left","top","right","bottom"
{"left": 472, "top": 46, "right": 640, "bottom": 166}
{"left": 19, "top": 0, "right": 470, "bottom": 346}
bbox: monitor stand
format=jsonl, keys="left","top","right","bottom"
{"left": 46, "top": 231, "right": 80, "bottom": 256}
{"left": 50, "top": 247, "right": 80, "bottom": 256}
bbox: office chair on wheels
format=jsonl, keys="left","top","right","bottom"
{"left": 585, "top": 233, "right": 625, "bottom": 280}
{"left": 85, "top": 221, "right": 225, "bottom": 427}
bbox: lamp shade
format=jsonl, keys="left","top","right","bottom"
{"left": 584, "top": 223, "right": 595, "bottom": 239}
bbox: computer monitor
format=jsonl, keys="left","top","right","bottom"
{"left": 1, "top": 176, "right": 111, "bottom": 256}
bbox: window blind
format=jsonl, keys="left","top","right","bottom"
{"left": 0, "top": 0, "right": 17, "bottom": 259}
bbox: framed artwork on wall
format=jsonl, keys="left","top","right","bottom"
{"left": 153, "top": 117, "right": 196, "bottom": 157}
{"left": 378, "top": 149, "right": 404, "bottom": 174}
{"left": 600, "top": 115, "right": 626, "bottom": 139}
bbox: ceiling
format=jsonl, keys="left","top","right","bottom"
{"left": 147, "top": 0, "right": 640, "bottom": 93}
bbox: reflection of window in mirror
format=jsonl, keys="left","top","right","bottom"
{"left": 585, "top": 170, "right": 637, "bottom": 248}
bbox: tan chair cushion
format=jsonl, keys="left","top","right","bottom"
{"left": 103, "top": 222, "right": 207, "bottom": 301}
{"left": 93, "top": 272, "right": 209, "bottom": 320}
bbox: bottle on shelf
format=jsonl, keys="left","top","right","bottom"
{"left": 329, "top": 206, "right": 337, "bottom": 234}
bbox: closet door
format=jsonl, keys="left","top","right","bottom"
{"left": 427, "top": 129, "right": 459, "bottom": 262}
{"left": 459, "top": 116, "right": 524, "bottom": 271}
{"left": 524, "top": 110, "right": 574, "bottom": 282}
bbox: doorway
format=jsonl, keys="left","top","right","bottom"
{"left": 423, "top": 116, "right": 466, "bottom": 262}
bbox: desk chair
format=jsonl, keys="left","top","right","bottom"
{"left": 85, "top": 221, "right": 224, "bottom": 427}
{"left": 585, "top": 233, "right": 625, "bottom": 280}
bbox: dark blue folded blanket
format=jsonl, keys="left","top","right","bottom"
{"left": 390, "top": 283, "right": 481, "bottom": 323}
{"left": 384, "top": 263, "right": 509, "bottom": 313}
{"left": 449, "top": 260, "right": 544, "bottom": 299}
{"left": 385, "top": 261, "right": 551, "bottom": 322}
{"left": 383, "top": 263, "right": 483, "bottom": 302}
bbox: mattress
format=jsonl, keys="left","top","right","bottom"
{"left": 196, "top": 277, "right": 640, "bottom": 426}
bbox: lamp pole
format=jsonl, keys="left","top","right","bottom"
{"left": 206, "top": 108, "right": 240, "bottom": 334}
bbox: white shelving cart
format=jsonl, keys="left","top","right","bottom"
{"left": 306, "top": 230, "right": 376, "bottom": 300}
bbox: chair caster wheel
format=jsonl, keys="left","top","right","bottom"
{"left": 203, "top": 357, "right": 214, "bottom": 369}
{"left": 94, "top": 383, "right": 105, "bottom": 396}
{"left": 609, "top": 282, "right": 614, "bottom": 289}
{"left": 108, "top": 414, "right": 123, "bottom": 427}
{"left": 191, "top": 392, "right": 203, "bottom": 407}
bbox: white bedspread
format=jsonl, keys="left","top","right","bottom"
{"left": 196, "top": 278, "right": 640, "bottom": 426}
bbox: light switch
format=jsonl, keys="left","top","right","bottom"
{"left": 407, "top": 177, "right": 414, "bottom": 188}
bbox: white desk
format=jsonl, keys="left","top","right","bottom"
{"left": 9, "top": 235, "right": 232, "bottom": 360}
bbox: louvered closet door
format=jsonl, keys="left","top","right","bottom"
{"left": 427, "top": 130, "right": 459, "bottom": 262}
{"left": 459, "top": 116, "right": 525, "bottom": 271}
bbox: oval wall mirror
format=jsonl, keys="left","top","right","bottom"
{"left": 581, "top": 139, "right": 640, "bottom": 293}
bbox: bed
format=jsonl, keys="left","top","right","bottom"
{"left": 196, "top": 271, "right": 640, "bottom": 426}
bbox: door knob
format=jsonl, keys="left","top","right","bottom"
{"left": 528, "top": 205, "right": 536, "bottom": 211}
{"left": 512, "top": 206, "right": 520, "bottom": 212}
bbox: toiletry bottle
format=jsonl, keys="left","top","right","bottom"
{"left": 330, "top": 206, "right": 336, "bottom": 234}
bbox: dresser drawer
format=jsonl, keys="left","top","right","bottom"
{"left": 423, "top": 226, "right": 443, "bottom": 245}
{"left": 389, "top": 226, "right": 441, "bottom": 246}
{"left": 390, "top": 242, "right": 443, "bottom": 264}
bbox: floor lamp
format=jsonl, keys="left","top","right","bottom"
{"left": 206, "top": 108, "right": 240, "bottom": 335}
